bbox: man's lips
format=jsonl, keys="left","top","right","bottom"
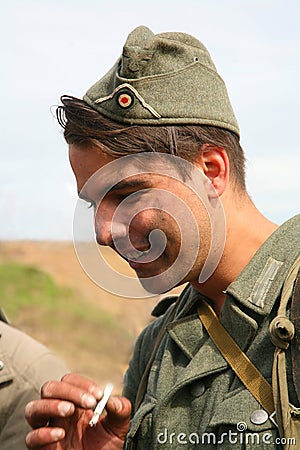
{"left": 124, "top": 247, "right": 153, "bottom": 263}
{"left": 113, "top": 246, "right": 162, "bottom": 265}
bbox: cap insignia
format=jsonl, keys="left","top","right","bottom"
{"left": 94, "top": 83, "right": 161, "bottom": 118}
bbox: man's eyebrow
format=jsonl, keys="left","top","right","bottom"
{"left": 78, "top": 179, "right": 149, "bottom": 201}
{"left": 109, "top": 179, "right": 149, "bottom": 192}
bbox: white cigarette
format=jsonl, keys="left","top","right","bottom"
{"left": 89, "top": 383, "right": 114, "bottom": 427}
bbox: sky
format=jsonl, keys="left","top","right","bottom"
{"left": 0, "top": 0, "right": 299, "bottom": 240}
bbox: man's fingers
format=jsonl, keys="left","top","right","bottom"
{"left": 106, "top": 396, "right": 132, "bottom": 420}
{"left": 101, "top": 396, "right": 131, "bottom": 439}
{"left": 61, "top": 373, "right": 103, "bottom": 399}
{"left": 25, "top": 427, "right": 65, "bottom": 449}
{"left": 25, "top": 399, "right": 75, "bottom": 428}
{"left": 41, "top": 380, "right": 98, "bottom": 409}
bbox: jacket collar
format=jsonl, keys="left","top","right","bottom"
{"left": 166, "top": 313, "right": 228, "bottom": 384}
{"left": 226, "top": 214, "right": 300, "bottom": 316}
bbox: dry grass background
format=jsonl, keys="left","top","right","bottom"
{"left": 0, "top": 241, "right": 183, "bottom": 393}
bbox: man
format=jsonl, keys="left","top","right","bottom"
{"left": 0, "top": 311, "right": 68, "bottom": 449}
{"left": 25, "top": 26, "right": 299, "bottom": 449}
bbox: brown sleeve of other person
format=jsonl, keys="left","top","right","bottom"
{"left": 0, "top": 315, "right": 68, "bottom": 450}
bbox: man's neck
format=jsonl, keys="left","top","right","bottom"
{"left": 191, "top": 196, "right": 278, "bottom": 316}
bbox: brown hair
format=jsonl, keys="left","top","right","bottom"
{"left": 57, "top": 95, "right": 246, "bottom": 190}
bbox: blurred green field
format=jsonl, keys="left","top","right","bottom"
{"left": 0, "top": 261, "right": 133, "bottom": 391}
{"left": 0, "top": 262, "right": 115, "bottom": 326}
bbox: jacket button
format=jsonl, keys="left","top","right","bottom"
{"left": 190, "top": 381, "right": 205, "bottom": 397}
{"left": 250, "top": 410, "right": 268, "bottom": 425}
{"left": 0, "top": 360, "right": 4, "bottom": 371}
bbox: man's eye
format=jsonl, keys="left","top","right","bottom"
{"left": 106, "top": 191, "right": 130, "bottom": 202}
{"left": 117, "top": 193, "right": 129, "bottom": 201}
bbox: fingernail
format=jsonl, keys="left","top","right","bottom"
{"left": 90, "top": 385, "right": 103, "bottom": 400}
{"left": 50, "top": 428, "right": 65, "bottom": 441}
{"left": 82, "top": 393, "right": 96, "bottom": 408}
{"left": 24, "top": 401, "right": 34, "bottom": 417}
{"left": 111, "top": 397, "right": 122, "bottom": 412}
{"left": 58, "top": 401, "right": 72, "bottom": 416}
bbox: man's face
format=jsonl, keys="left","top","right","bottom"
{"left": 69, "top": 143, "right": 216, "bottom": 294}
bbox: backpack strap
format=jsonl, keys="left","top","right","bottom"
{"left": 269, "top": 254, "right": 300, "bottom": 438}
{"left": 291, "top": 266, "right": 300, "bottom": 404}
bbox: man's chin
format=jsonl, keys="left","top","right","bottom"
{"left": 137, "top": 270, "right": 183, "bottom": 295}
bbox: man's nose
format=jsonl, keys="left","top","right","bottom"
{"left": 94, "top": 208, "right": 127, "bottom": 246}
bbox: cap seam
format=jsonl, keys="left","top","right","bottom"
{"left": 116, "top": 60, "right": 223, "bottom": 85}
{"left": 157, "top": 34, "right": 210, "bottom": 53}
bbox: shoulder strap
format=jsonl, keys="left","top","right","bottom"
{"left": 197, "top": 300, "right": 275, "bottom": 414}
{"left": 269, "top": 254, "right": 300, "bottom": 438}
{"left": 290, "top": 265, "right": 300, "bottom": 404}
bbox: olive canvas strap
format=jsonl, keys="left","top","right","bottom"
{"left": 269, "top": 254, "right": 300, "bottom": 439}
{"left": 197, "top": 300, "right": 275, "bottom": 415}
{"left": 291, "top": 266, "right": 300, "bottom": 404}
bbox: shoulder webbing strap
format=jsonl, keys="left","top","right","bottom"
{"left": 197, "top": 300, "right": 275, "bottom": 414}
{"left": 269, "top": 254, "right": 300, "bottom": 438}
{"left": 290, "top": 266, "right": 300, "bottom": 404}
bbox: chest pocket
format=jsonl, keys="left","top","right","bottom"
{"left": 209, "top": 387, "right": 280, "bottom": 450}
{"left": 124, "top": 394, "right": 157, "bottom": 450}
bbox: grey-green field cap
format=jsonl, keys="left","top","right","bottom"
{"left": 84, "top": 25, "right": 239, "bottom": 136}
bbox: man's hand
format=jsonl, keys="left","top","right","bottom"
{"left": 25, "top": 373, "right": 131, "bottom": 450}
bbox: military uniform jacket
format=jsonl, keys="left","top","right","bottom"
{"left": 0, "top": 320, "right": 68, "bottom": 450}
{"left": 123, "top": 215, "right": 300, "bottom": 449}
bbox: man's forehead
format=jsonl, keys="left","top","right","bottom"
{"left": 77, "top": 152, "right": 201, "bottom": 200}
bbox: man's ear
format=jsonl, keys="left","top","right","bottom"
{"left": 195, "top": 144, "right": 230, "bottom": 196}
